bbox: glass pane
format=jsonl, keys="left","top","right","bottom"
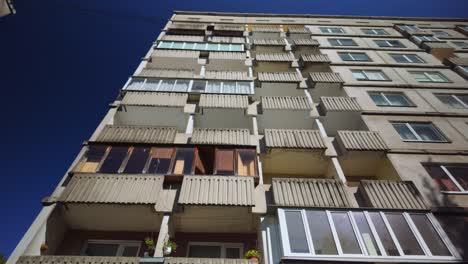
{"left": 223, "top": 82, "right": 236, "bottom": 93}
{"left": 125, "top": 79, "right": 145, "bottom": 90}
{"left": 188, "top": 245, "right": 221, "bottom": 258}
{"left": 369, "top": 212, "right": 400, "bottom": 256}
{"left": 225, "top": 248, "right": 241, "bottom": 258}
{"left": 410, "top": 123, "right": 444, "bottom": 141}
{"left": 392, "top": 54, "right": 408, "bottom": 63}
{"left": 220, "top": 44, "right": 230, "bottom": 51}
{"left": 236, "top": 149, "right": 257, "bottom": 176}
{"left": 237, "top": 82, "right": 251, "bottom": 94}
{"left": 446, "top": 165, "right": 468, "bottom": 191}
{"left": 173, "top": 80, "right": 190, "bottom": 92}
{"left": 366, "top": 71, "right": 386, "bottom": 81}
{"left": 385, "top": 93, "right": 411, "bottom": 106}
{"left": 172, "top": 148, "right": 195, "bottom": 175}
{"left": 147, "top": 147, "right": 174, "bottom": 174}
{"left": 159, "top": 80, "right": 175, "bottom": 91}
{"left": 99, "top": 146, "right": 128, "bottom": 173}
{"left": 375, "top": 40, "right": 387, "bottom": 47}
{"left": 144, "top": 80, "right": 160, "bottom": 91}
{"left": 231, "top": 44, "right": 243, "bottom": 51}
{"left": 353, "top": 53, "right": 369, "bottom": 61}
{"left": 389, "top": 40, "right": 404, "bottom": 47}
{"left": 423, "top": 164, "right": 460, "bottom": 192}
{"left": 122, "top": 246, "right": 139, "bottom": 257}
{"left": 331, "top": 212, "right": 362, "bottom": 254}
{"left": 457, "top": 95, "right": 468, "bottom": 106}
{"left": 392, "top": 123, "right": 418, "bottom": 140}
{"left": 352, "top": 71, "right": 366, "bottom": 80}
{"left": 353, "top": 212, "right": 381, "bottom": 256}
{"left": 192, "top": 81, "right": 206, "bottom": 92}
{"left": 80, "top": 145, "right": 107, "bottom": 172}
{"left": 385, "top": 213, "right": 424, "bottom": 255}
{"left": 172, "top": 42, "right": 184, "bottom": 49}
{"left": 306, "top": 211, "right": 338, "bottom": 255}
{"left": 410, "top": 214, "right": 451, "bottom": 256}
{"left": 428, "top": 72, "right": 448, "bottom": 82}
{"left": 206, "top": 81, "right": 222, "bottom": 93}
{"left": 216, "top": 149, "right": 234, "bottom": 175}
{"left": 408, "top": 55, "right": 424, "bottom": 63}
{"left": 329, "top": 39, "right": 339, "bottom": 46}
{"left": 435, "top": 94, "right": 465, "bottom": 108}
{"left": 183, "top": 42, "right": 195, "bottom": 50}
{"left": 158, "top": 41, "right": 172, "bottom": 49}
{"left": 342, "top": 39, "right": 356, "bottom": 46}
{"left": 411, "top": 72, "right": 430, "bottom": 82}
{"left": 339, "top": 53, "right": 352, "bottom": 61}
{"left": 207, "top": 43, "right": 219, "bottom": 51}
{"left": 85, "top": 243, "right": 119, "bottom": 256}
{"left": 284, "top": 211, "right": 310, "bottom": 253}
{"left": 369, "top": 93, "right": 388, "bottom": 106}
{"left": 123, "top": 147, "right": 150, "bottom": 174}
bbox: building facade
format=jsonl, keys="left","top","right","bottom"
{"left": 8, "top": 11, "right": 468, "bottom": 264}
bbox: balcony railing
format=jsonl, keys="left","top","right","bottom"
{"left": 93, "top": 125, "right": 178, "bottom": 144}
{"left": 17, "top": 256, "right": 140, "bottom": 264}
{"left": 165, "top": 257, "right": 255, "bottom": 264}
{"left": 264, "top": 129, "right": 326, "bottom": 149}
{"left": 336, "top": 130, "right": 389, "bottom": 152}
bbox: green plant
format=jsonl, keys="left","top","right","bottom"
{"left": 164, "top": 241, "right": 177, "bottom": 251}
{"left": 144, "top": 237, "right": 155, "bottom": 252}
{"left": 244, "top": 249, "right": 260, "bottom": 259}
{"left": 0, "top": 253, "right": 6, "bottom": 264}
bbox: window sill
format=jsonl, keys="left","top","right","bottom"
{"left": 401, "top": 140, "right": 450, "bottom": 143}
{"left": 281, "top": 255, "right": 459, "bottom": 263}
{"left": 441, "top": 191, "right": 468, "bottom": 195}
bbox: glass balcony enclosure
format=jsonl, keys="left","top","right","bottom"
{"left": 157, "top": 41, "right": 244, "bottom": 52}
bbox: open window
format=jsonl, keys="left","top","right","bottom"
{"left": 147, "top": 147, "right": 175, "bottom": 174}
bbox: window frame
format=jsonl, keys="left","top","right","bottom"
{"left": 81, "top": 240, "right": 141, "bottom": 257}
{"left": 320, "top": 27, "right": 345, "bottom": 34}
{"left": 277, "top": 208, "right": 459, "bottom": 262}
{"left": 362, "top": 28, "right": 389, "bottom": 35}
{"left": 414, "top": 35, "right": 440, "bottom": 42}
{"left": 351, "top": 70, "right": 390, "bottom": 81}
{"left": 328, "top": 38, "right": 357, "bottom": 47}
{"left": 452, "top": 41, "right": 468, "bottom": 49}
{"left": 157, "top": 41, "right": 244, "bottom": 52}
{"left": 434, "top": 94, "right": 468, "bottom": 108}
{"left": 338, "top": 52, "right": 371, "bottom": 62}
{"left": 186, "top": 242, "right": 244, "bottom": 258}
{"left": 374, "top": 39, "right": 405, "bottom": 48}
{"left": 368, "top": 91, "right": 415, "bottom": 107}
{"left": 423, "top": 163, "right": 468, "bottom": 194}
{"left": 431, "top": 30, "right": 451, "bottom": 37}
{"left": 391, "top": 122, "right": 448, "bottom": 143}
{"left": 390, "top": 53, "right": 425, "bottom": 64}
{"left": 409, "top": 71, "right": 450, "bottom": 83}
{"left": 214, "top": 148, "right": 258, "bottom": 177}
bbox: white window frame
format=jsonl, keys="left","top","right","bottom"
{"left": 329, "top": 38, "right": 357, "bottom": 46}
{"left": 414, "top": 35, "right": 440, "bottom": 42}
{"left": 426, "top": 164, "right": 468, "bottom": 194}
{"left": 391, "top": 122, "right": 448, "bottom": 142}
{"left": 368, "top": 91, "right": 414, "bottom": 107}
{"left": 390, "top": 54, "right": 425, "bottom": 63}
{"left": 278, "top": 209, "right": 459, "bottom": 262}
{"left": 374, "top": 40, "right": 404, "bottom": 48}
{"left": 410, "top": 71, "right": 450, "bottom": 83}
{"left": 320, "top": 27, "right": 345, "bottom": 34}
{"left": 452, "top": 41, "right": 468, "bottom": 49}
{"left": 399, "top": 24, "right": 421, "bottom": 31}
{"left": 352, "top": 70, "right": 390, "bottom": 81}
{"left": 338, "top": 52, "right": 371, "bottom": 62}
{"left": 432, "top": 30, "right": 450, "bottom": 37}
{"left": 435, "top": 94, "right": 468, "bottom": 108}
{"left": 157, "top": 41, "right": 244, "bottom": 52}
{"left": 81, "top": 240, "right": 141, "bottom": 257}
{"left": 186, "top": 242, "right": 244, "bottom": 258}
{"left": 362, "top": 28, "right": 389, "bottom": 35}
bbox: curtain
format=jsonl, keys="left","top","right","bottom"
{"left": 216, "top": 149, "right": 234, "bottom": 175}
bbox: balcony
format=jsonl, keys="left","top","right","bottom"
{"left": 306, "top": 72, "right": 344, "bottom": 98}
{"left": 255, "top": 72, "right": 305, "bottom": 97}
{"left": 254, "top": 52, "right": 296, "bottom": 73}
{"left": 206, "top": 52, "right": 249, "bottom": 72}
{"left": 261, "top": 129, "right": 332, "bottom": 180}
{"left": 114, "top": 92, "right": 191, "bottom": 130}
{"left": 250, "top": 38, "right": 286, "bottom": 55}
{"left": 194, "top": 94, "right": 252, "bottom": 129}
{"left": 444, "top": 57, "right": 468, "bottom": 80}
{"left": 148, "top": 50, "right": 202, "bottom": 72}
{"left": 298, "top": 54, "right": 331, "bottom": 73}
{"left": 317, "top": 96, "right": 363, "bottom": 135}
{"left": 166, "top": 23, "right": 207, "bottom": 36}
{"left": 17, "top": 256, "right": 140, "bottom": 264}
{"left": 212, "top": 24, "right": 245, "bottom": 37}
{"left": 286, "top": 27, "right": 311, "bottom": 40}
{"left": 291, "top": 39, "right": 320, "bottom": 56}
{"left": 190, "top": 128, "right": 255, "bottom": 147}
{"left": 249, "top": 26, "right": 282, "bottom": 39}
{"left": 257, "top": 96, "right": 318, "bottom": 131}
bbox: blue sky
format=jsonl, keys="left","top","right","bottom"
{"left": 0, "top": 0, "right": 467, "bottom": 258}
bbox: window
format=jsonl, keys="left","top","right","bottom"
{"left": 398, "top": 24, "right": 420, "bottom": 31}
{"left": 391, "top": 122, "right": 447, "bottom": 142}
{"left": 452, "top": 41, "right": 468, "bottom": 49}
{"left": 98, "top": 146, "right": 128, "bottom": 173}
{"left": 123, "top": 147, "right": 150, "bottom": 173}
{"left": 187, "top": 242, "right": 243, "bottom": 258}
{"left": 362, "top": 28, "right": 389, "bottom": 35}
{"left": 435, "top": 94, "right": 468, "bottom": 108}
{"left": 414, "top": 35, "right": 439, "bottom": 42}
{"left": 368, "top": 92, "right": 414, "bottom": 107}
{"left": 215, "top": 149, "right": 235, "bottom": 175}
{"left": 409, "top": 71, "right": 450, "bottom": 83}
{"left": 320, "top": 27, "right": 344, "bottom": 33}
{"left": 172, "top": 148, "right": 195, "bottom": 175}
{"left": 82, "top": 240, "right": 140, "bottom": 257}
{"left": 338, "top": 52, "right": 371, "bottom": 62}
{"left": 147, "top": 147, "right": 175, "bottom": 174}
{"left": 236, "top": 149, "right": 257, "bottom": 176}
{"left": 390, "top": 54, "right": 425, "bottom": 63}
{"left": 432, "top": 30, "right": 451, "bottom": 37}
{"left": 374, "top": 40, "right": 405, "bottom": 48}
{"left": 78, "top": 145, "right": 107, "bottom": 173}
{"left": 215, "top": 148, "right": 257, "bottom": 176}
{"left": 351, "top": 70, "right": 389, "bottom": 81}
{"left": 278, "top": 209, "right": 456, "bottom": 261}
{"left": 157, "top": 41, "right": 244, "bottom": 52}
{"left": 423, "top": 164, "right": 468, "bottom": 193}
{"left": 328, "top": 39, "right": 357, "bottom": 46}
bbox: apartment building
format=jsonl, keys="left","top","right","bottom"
{"left": 7, "top": 11, "right": 468, "bottom": 264}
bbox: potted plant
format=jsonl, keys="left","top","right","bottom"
{"left": 244, "top": 249, "right": 260, "bottom": 262}
{"left": 40, "top": 243, "right": 49, "bottom": 254}
{"left": 144, "top": 237, "right": 155, "bottom": 257}
{"left": 163, "top": 241, "right": 177, "bottom": 256}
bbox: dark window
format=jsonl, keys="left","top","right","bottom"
{"left": 194, "top": 147, "right": 214, "bottom": 174}
{"left": 385, "top": 213, "right": 424, "bottom": 255}
{"left": 423, "top": 164, "right": 468, "bottom": 192}
{"left": 236, "top": 149, "right": 257, "bottom": 176}
{"left": 147, "top": 147, "right": 174, "bottom": 174}
{"left": 123, "top": 147, "right": 150, "bottom": 173}
{"left": 215, "top": 149, "right": 235, "bottom": 175}
{"left": 98, "top": 146, "right": 128, "bottom": 173}
{"left": 172, "top": 148, "right": 195, "bottom": 175}
{"left": 79, "top": 145, "right": 107, "bottom": 172}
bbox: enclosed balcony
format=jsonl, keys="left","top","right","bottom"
{"left": 306, "top": 72, "right": 344, "bottom": 98}
{"left": 166, "top": 23, "right": 207, "bottom": 36}
{"left": 194, "top": 94, "right": 252, "bottom": 129}
{"left": 147, "top": 50, "right": 202, "bottom": 72}
{"left": 206, "top": 52, "right": 249, "bottom": 72}
{"left": 114, "top": 92, "right": 191, "bottom": 130}
{"left": 212, "top": 24, "right": 245, "bottom": 37}
{"left": 298, "top": 53, "right": 331, "bottom": 73}
{"left": 257, "top": 96, "right": 318, "bottom": 131}
{"left": 255, "top": 72, "right": 305, "bottom": 97}
{"left": 317, "top": 96, "right": 363, "bottom": 136}
{"left": 254, "top": 52, "right": 296, "bottom": 73}
{"left": 260, "top": 129, "right": 333, "bottom": 180}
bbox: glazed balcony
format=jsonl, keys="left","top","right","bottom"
{"left": 254, "top": 52, "right": 296, "bottom": 73}
{"left": 317, "top": 96, "right": 363, "bottom": 136}
{"left": 166, "top": 23, "right": 207, "bottom": 36}
{"left": 257, "top": 96, "right": 319, "bottom": 131}
{"left": 211, "top": 24, "right": 245, "bottom": 37}
{"left": 255, "top": 72, "right": 305, "bottom": 97}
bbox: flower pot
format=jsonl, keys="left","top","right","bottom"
{"left": 163, "top": 246, "right": 172, "bottom": 255}
{"left": 249, "top": 257, "right": 259, "bottom": 262}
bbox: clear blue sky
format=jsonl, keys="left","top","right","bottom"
{"left": 0, "top": 0, "right": 467, "bottom": 258}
